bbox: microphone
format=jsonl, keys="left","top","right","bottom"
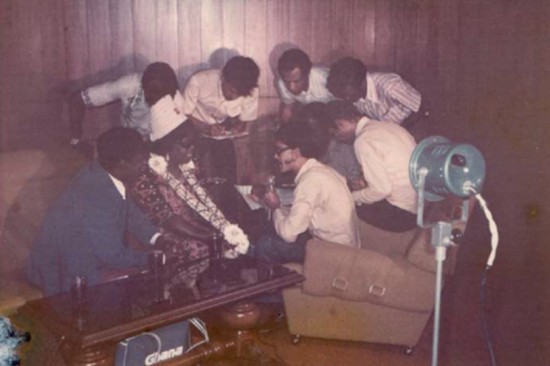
{"left": 266, "top": 175, "right": 275, "bottom": 221}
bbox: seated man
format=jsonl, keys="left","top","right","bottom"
{"left": 253, "top": 121, "right": 359, "bottom": 264}
{"left": 69, "top": 62, "right": 180, "bottom": 154}
{"left": 327, "top": 57, "right": 422, "bottom": 128}
{"left": 326, "top": 101, "right": 418, "bottom": 232}
{"left": 276, "top": 49, "right": 361, "bottom": 183}
{"left": 181, "top": 56, "right": 260, "bottom": 182}
{"left": 26, "top": 127, "right": 169, "bottom": 296}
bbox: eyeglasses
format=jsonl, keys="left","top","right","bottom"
{"left": 275, "top": 146, "right": 292, "bottom": 156}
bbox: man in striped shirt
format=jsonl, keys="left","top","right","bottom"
{"left": 327, "top": 57, "right": 422, "bottom": 128}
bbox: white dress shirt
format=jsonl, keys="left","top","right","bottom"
{"left": 277, "top": 67, "right": 335, "bottom": 105}
{"left": 273, "top": 159, "right": 359, "bottom": 247}
{"left": 352, "top": 117, "right": 418, "bottom": 213}
{"left": 354, "top": 72, "right": 421, "bottom": 124}
{"left": 181, "top": 69, "right": 259, "bottom": 125}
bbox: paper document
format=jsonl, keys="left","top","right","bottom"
{"left": 234, "top": 185, "right": 262, "bottom": 210}
{"left": 234, "top": 185, "right": 295, "bottom": 210}
{"left": 202, "top": 131, "right": 249, "bottom": 140}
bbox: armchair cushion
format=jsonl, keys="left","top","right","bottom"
{"left": 302, "top": 239, "right": 435, "bottom": 312}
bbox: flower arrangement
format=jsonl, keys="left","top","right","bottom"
{"left": 148, "top": 154, "right": 249, "bottom": 258}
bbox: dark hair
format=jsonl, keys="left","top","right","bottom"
{"left": 277, "top": 48, "right": 312, "bottom": 76}
{"left": 327, "top": 57, "right": 367, "bottom": 96}
{"left": 325, "top": 100, "right": 362, "bottom": 125}
{"left": 142, "top": 62, "right": 179, "bottom": 106}
{"left": 97, "top": 127, "right": 146, "bottom": 171}
{"left": 276, "top": 118, "right": 326, "bottom": 159}
{"left": 290, "top": 102, "right": 331, "bottom": 155}
{"left": 149, "top": 122, "right": 196, "bottom": 156}
{"left": 222, "top": 56, "right": 260, "bottom": 96}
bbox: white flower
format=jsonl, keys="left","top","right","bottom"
{"left": 223, "top": 249, "right": 240, "bottom": 259}
{"left": 222, "top": 224, "right": 250, "bottom": 255}
{"left": 148, "top": 154, "right": 168, "bottom": 176}
{"left": 180, "top": 160, "right": 196, "bottom": 171}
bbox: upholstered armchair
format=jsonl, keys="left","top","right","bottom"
{"left": 282, "top": 198, "right": 473, "bottom": 352}
{"left": 0, "top": 147, "right": 85, "bottom": 315}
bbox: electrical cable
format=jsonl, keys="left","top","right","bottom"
{"left": 186, "top": 317, "right": 210, "bottom": 353}
{"left": 468, "top": 187, "right": 499, "bottom": 366}
{"left": 468, "top": 188, "right": 499, "bottom": 268}
{"left": 481, "top": 267, "right": 498, "bottom": 366}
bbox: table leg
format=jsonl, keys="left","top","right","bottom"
{"left": 219, "top": 302, "right": 261, "bottom": 357}
{"left": 62, "top": 342, "right": 115, "bottom": 366}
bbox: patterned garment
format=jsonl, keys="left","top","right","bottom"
{"left": 129, "top": 163, "right": 210, "bottom": 286}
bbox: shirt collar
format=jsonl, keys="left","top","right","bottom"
{"left": 355, "top": 116, "right": 372, "bottom": 136}
{"left": 217, "top": 74, "right": 224, "bottom": 99}
{"left": 108, "top": 174, "right": 126, "bottom": 199}
{"left": 295, "top": 158, "right": 319, "bottom": 183}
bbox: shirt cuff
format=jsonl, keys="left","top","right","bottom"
{"left": 150, "top": 232, "right": 162, "bottom": 245}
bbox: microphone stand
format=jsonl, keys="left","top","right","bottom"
{"left": 266, "top": 175, "right": 275, "bottom": 221}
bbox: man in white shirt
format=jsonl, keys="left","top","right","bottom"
{"left": 326, "top": 101, "right": 418, "bottom": 232}
{"left": 181, "top": 56, "right": 260, "bottom": 182}
{"left": 182, "top": 56, "right": 259, "bottom": 134}
{"left": 254, "top": 121, "right": 359, "bottom": 264}
{"left": 276, "top": 48, "right": 335, "bottom": 123}
{"left": 276, "top": 49, "right": 361, "bottom": 182}
{"left": 327, "top": 57, "right": 423, "bottom": 129}
{"left": 68, "top": 62, "right": 179, "bottom": 155}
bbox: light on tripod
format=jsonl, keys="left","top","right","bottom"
{"left": 410, "top": 136, "right": 486, "bottom": 228}
{"left": 409, "top": 136, "right": 489, "bottom": 366}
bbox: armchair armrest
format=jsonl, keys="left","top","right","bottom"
{"left": 302, "top": 239, "right": 436, "bottom": 312}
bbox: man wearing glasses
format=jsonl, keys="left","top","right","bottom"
{"left": 252, "top": 121, "right": 359, "bottom": 264}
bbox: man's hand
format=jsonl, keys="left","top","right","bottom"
{"left": 262, "top": 191, "right": 281, "bottom": 210}
{"left": 209, "top": 123, "right": 227, "bottom": 136}
{"left": 250, "top": 184, "right": 266, "bottom": 203}
{"left": 348, "top": 177, "right": 367, "bottom": 191}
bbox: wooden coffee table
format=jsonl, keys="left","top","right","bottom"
{"left": 18, "top": 256, "right": 302, "bottom": 365}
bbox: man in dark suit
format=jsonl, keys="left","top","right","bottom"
{"left": 26, "top": 127, "right": 165, "bottom": 296}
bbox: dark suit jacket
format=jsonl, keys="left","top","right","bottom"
{"left": 26, "top": 161, "right": 158, "bottom": 296}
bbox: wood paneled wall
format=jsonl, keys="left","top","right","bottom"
{"left": 0, "top": 0, "right": 548, "bottom": 148}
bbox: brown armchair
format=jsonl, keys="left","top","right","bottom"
{"left": 282, "top": 198, "right": 473, "bottom": 351}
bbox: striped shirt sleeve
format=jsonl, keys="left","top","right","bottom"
{"left": 385, "top": 75, "right": 421, "bottom": 113}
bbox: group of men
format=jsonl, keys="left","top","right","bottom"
{"left": 28, "top": 48, "right": 424, "bottom": 294}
